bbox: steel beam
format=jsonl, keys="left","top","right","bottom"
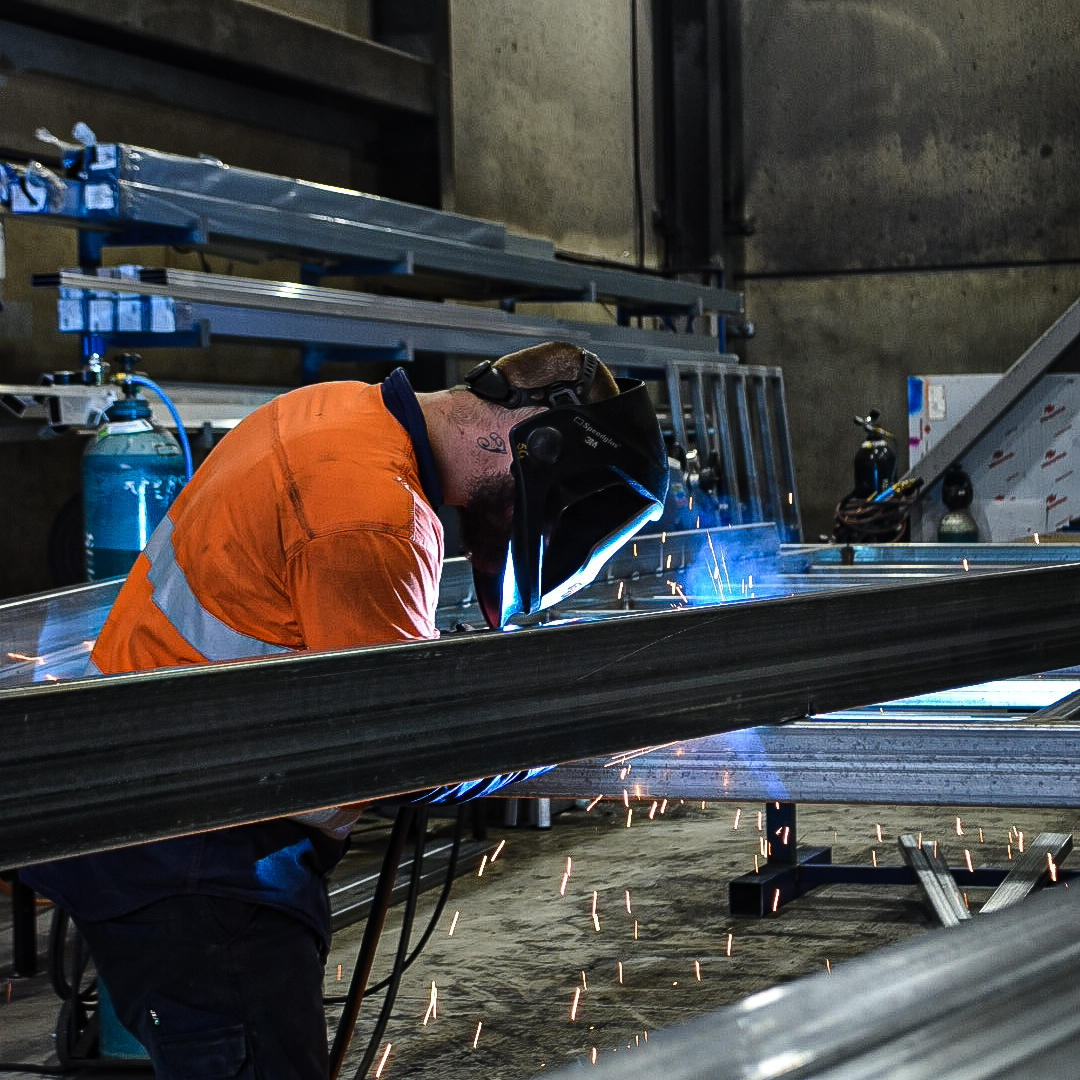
{"left": 980, "top": 832, "right": 1072, "bottom": 915}
{"left": 898, "top": 834, "right": 971, "bottom": 927}
{"left": 503, "top": 719, "right": 1080, "bottom": 808}
{"left": 6, "top": 561, "right": 1080, "bottom": 871}
{"left": 537, "top": 883, "right": 1080, "bottom": 1080}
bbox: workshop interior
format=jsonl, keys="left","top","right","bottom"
{"left": 3, "top": 2, "right": 1080, "bottom": 1078}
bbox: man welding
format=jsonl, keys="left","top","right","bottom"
{"left": 23, "top": 341, "right": 668, "bottom": 1080}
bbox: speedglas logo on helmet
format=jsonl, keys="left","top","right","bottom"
{"left": 572, "top": 415, "right": 619, "bottom": 448}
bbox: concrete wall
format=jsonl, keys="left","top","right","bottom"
{"left": 729, "top": 0, "right": 1080, "bottom": 539}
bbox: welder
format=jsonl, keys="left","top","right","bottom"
{"left": 22, "top": 341, "right": 667, "bottom": 1080}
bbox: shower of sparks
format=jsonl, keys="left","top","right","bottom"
{"left": 694, "top": 960, "right": 701, "bottom": 981}
{"left": 586, "top": 795, "right": 603, "bottom": 812}
{"left": 491, "top": 839, "right": 506, "bottom": 861}
{"left": 477, "top": 855, "right": 488, "bottom": 878}
{"left": 625, "top": 890, "right": 632, "bottom": 915}
{"left": 448, "top": 911, "right": 460, "bottom": 936}
{"left": 473, "top": 1022, "right": 483, "bottom": 1049}
{"left": 571, "top": 987, "right": 581, "bottom": 1021}
{"left": 733, "top": 808, "right": 742, "bottom": 830}
{"left": 956, "top": 817, "right": 964, "bottom": 836}
{"left": 726, "top": 933, "right": 733, "bottom": 956}
{"left": 375, "top": 1044, "right": 392, "bottom": 1078}
{"left": 964, "top": 849, "right": 973, "bottom": 874}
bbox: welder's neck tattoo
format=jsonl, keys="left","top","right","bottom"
{"left": 477, "top": 432, "right": 507, "bottom": 455}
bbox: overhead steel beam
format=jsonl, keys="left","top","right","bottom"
{"left": 6, "top": 560, "right": 1080, "bottom": 872}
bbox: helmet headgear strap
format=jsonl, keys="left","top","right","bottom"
{"left": 465, "top": 349, "right": 600, "bottom": 410}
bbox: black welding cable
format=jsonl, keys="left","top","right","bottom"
{"left": 324, "top": 803, "right": 467, "bottom": 1007}
{"left": 350, "top": 806, "right": 430, "bottom": 1080}
{"left": 327, "top": 805, "right": 416, "bottom": 1080}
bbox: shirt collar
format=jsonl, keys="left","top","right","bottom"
{"left": 380, "top": 368, "right": 444, "bottom": 509}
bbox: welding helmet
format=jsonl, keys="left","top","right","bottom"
{"left": 465, "top": 350, "right": 668, "bottom": 628}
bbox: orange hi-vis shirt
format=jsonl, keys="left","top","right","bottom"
{"left": 90, "top": 378, "right": 445, "bottom": 676}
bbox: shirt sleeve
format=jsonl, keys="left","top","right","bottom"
{"left": 285, "top": 528, "right": 440, "bottom": 652}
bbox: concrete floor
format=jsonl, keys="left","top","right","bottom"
{"left": 4, "top": 798, "right": 1080, "bottom": 1078}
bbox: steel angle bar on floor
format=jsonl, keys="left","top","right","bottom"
{"left": 899, "top": 834, "right": 971, "bottom": 927}
{"left": 502, "top": 720, "right": 1080, "bottom": 808}
{"left": 980, "top": 832, "right": 1072, "bottom": 914}
{"left": 536, "top": 883, "right": 1080, "bottom": 1080}
{"left": 6, "top": 560, "right": 1080, "bottom": 871}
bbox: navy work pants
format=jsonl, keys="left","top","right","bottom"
{"left": 75, "top": 896, "right": 329, "bottom": 1080}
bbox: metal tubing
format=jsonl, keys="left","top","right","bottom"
{"left": 980, "top": 832, "right": 1073, "bottom": 915}
{"left": 898, "top": 834, "right": 971, "bottom": 927}
{"left": 6, "top": 560, "right": 1080, "bottom": 871}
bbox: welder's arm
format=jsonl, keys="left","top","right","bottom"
{"left": 285, "top": 530, "right": 440, "bottom": 652}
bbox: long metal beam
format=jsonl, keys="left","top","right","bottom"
{"left": 5, "top": 560, "right": 1080, "bottom": 872}
{"left": 536, "top": 883, "right": 1080, "bottom": 1080}
{"left": 504, "top": 720, "right": 1080, "bottom": 808}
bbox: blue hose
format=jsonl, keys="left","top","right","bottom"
{"left": 124, "top": 374, "right": 194, "bottom": 480}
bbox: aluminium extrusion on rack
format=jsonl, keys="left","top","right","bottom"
{"left": 7, "top": 560, "right": 1080, "bottom": 870}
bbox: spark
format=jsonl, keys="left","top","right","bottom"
{"left": 1019, "top": 831, "right": 1025, "bottom": 853}
{"left": 491, "top": 839, "right": 506, "bottom": 861}
{"left": 875, "top": 823, "right": 883, "bottom": 843}
{"left": 582, "top": 970, "right": 589, "bottom": 991}
{"left": 619, "top": 767, "right": 628, "bottom": 781}
{"left": 1049, "top": 853, "right": 1058, "bottom": 882}
{"left": 661, "top": 531, "right": 667, "bottom": 544}
{"left": 666, "top": 554, "right": 673, "bottom": 570}
{"left": 591, "top": 891, "right": 597, "bottom": 915}
{"left": 567, "top": 856, "right": 573, "bottom": 876}
{"left": 754, "top": 854, "right": 759, "bottom": 873}
{"left": 826, "top": 959, "right": 831, "bottom": 973}
{"left": 633, "top": 543, "right": 638, "bottom": 557}
{"left": 422, "top": 981, "right": 438, "bottom": 1025}
{"left": 6, "top": 652, "right": 42, "bottom": 663}
{"left": 560, "top": 872, "right": 569, "bottom": 896}
{"left": 634, "top": 921, "right": 638, "bottom": 940}
{"left": 955, "top": 816, "right": 964, "bottom": 836}
{"left": 963, "top": 892, "right": 969, "bottom": 910}
{"left": 733, "top": 808, "right": 742, "bottom": 830}
{"left": 622, "top": 789, "right": 629, "bottom": 808}
{"left": 571, "top": 987, "right": 581, "bottom": 1021}
{"left": 694, "top": 960, "right": 701, "bottom": 981}
{"left": 44, "top": 673, "right": 58, "bottom": 682}
{"left": 964, "top": 849, "right": 974, "bottom": 874}
{"left": 592, "top": 1048, "right": 598, "bottom": 1065}
{"left": 781, "top": 826, "right": 790, "bottom": 846}
{"left": 586, "top": 795, "right": 603, "bottom": 812}
{"left": 1007, "top": 844, "right": 1013, "bottom": 861}
{"left": 788, "top": 491, "right": 794, "bottom": 505}
{"left": 618, "top": 960, "right": 624, "bottom": 984}
{"left": 979, "top": 828, "right": 984, "bottom": 843}
{"left": 473, "top": 1022, "right": 483, "bottom": 1049}
{"left": 336, "top": 964, "right": 342, "bottom": 981}
{"left": 759, "top": 836, "right": 767, "bottom": 857}
{"left": 617, "top": 580, "right": 625, "bottom": 601}
{"left": 933, "top": 840, "right": 938, "bottom": 858}
{"left": 1034, "top": 532, "right": 1041, "bottom": 544}
{"left": 625, "top": 890, "right": 632, "bottom": 914}
{"left": 375, "top": 1043, "right": 392, "bottom": 1078}
{"left": 962, "top": 557, "right": 970, "bottom": 571}
{"left": 726, "top": 933, "right": 733, "bottom": 956}
{"left": 872, "top": 850, "right": 878, "bottom": 868}
{"left": 448, "top": 911, "right": 460, "bottom": 936}
{"left": 757, "top": 810, "right": 763, "bottom": 831}
{"left": 772, "top": 888, "right": 781, "bottom": 913}
{"left": 593, "top": 914, "right": 601, "bottom": 932}
{"left": 659, "top": 799, "right": 668, "bottom": 815}
{"left": 477, "top": 855, "right": 488, "bottom": 877}
{"left": 626, "top": 808, "right": 633, "bottom": 828}
{"left": 648, "top": 800, "right": 658, "bottom": 819}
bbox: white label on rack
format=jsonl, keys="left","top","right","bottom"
{"left": 90, "top": 144, "right": 118, "bottom": 170}
{"left": 117, "top": 298, "right": 143, "bottom": 332}
{"left": 84, "top": 183, "right": 116, "bottom": 211}
{"left": 87, "top": 298, "right": 115, "bottom": 332}
{"left": 150, "top": 296, "right": 176, "bottom": 333}
{"left": 58, "top": 298, "right": 85, "bottom": 331}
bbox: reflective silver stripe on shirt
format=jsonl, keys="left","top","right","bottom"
{"left": 145, "top": 517, "right": 291, "bottom": 661}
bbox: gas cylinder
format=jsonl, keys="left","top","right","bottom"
{"left": 82, "top": 390, "right": 186, "bottom": 580}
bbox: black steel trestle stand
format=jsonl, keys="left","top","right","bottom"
{"left": 729, "top": 801, "right": 1079, "bottom": 921}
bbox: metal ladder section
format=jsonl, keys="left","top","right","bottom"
{"left": 663, "top": 360, "right": 802, "bottom": 541}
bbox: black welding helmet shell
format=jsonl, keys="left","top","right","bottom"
{"left": 472, "top": 377, "right": 668, "bottom": 628}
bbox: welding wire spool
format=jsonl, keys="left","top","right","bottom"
{"left": 832, "top": 489, "right": 916, "bottom": 544}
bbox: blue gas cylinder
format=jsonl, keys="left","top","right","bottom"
{"left": 82, "top": 394, "right": 187, "bottom": 580}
